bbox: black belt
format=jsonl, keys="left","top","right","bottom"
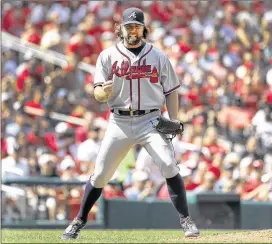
{"left": 111, "top": 109, "right": 158, "bottom": 116}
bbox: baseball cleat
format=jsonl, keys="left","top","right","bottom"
{"left": 61, "top": 218, "right": 86, "bottom": 240}
{"left": 181, "top": 216, "right": 200, "bottom": 237}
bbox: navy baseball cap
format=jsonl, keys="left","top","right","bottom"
{"left": 122, "top": 7, "right": 145, "bottom": 26}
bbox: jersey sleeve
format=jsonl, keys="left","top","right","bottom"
{"left": 94, "top": 52, "right": 110, "bottom": 88}
{"left": 160, "top": 56, "right": 180, "bottom": 95}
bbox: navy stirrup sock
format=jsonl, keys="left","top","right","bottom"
{"left": 166, "top": 173, "right": 189, "bottom": 219}
{"left": 76, "top": 181, "right": 103, "bottom": 223}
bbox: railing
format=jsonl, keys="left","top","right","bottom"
{"left": 2, "top": 177, "right": 104, "bottom": 228}
{"left": 24, "top": 106, "right": 87, "bottom": 126}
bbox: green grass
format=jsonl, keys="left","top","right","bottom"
{"left": 2, "top": 229, "right": 226, "bottom": 243}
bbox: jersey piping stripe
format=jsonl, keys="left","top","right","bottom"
{"left": 115, "top": 44, "right": 133, "bottom": 109}
{"left": 137, "top": 45, "right": 153, "bottom": 110}
{"left": 163, "top": 84, "right": 180, "bottom": 95}
{"left": 94, "top": 82, "right": 104, "bottom": 88}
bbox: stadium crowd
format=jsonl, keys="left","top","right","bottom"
{"left": 1, "top": 0, "right": 272, "bottom": 222}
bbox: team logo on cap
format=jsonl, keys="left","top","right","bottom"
{"left": 128, "top": 11, "right": 136, "bottom": 19}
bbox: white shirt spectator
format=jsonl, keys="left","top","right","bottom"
{"left": 3, "top": 60, "right": 17, "bottom": 76}
{"left": 47, "top": 3, "right": 71, "bottom": 24}
{"left": 71, "top": 4, "right": 87, "bottom": 26}
{"left": 40, "top": 27, "right": 61, "bottom": 49}
{"left": 87, "top": 1, "right": 100, "bottom": 12}
{"left": 6, "top": 136, "right": 18, "bottom": 155}
{"left": 77, "top": 139, "right": 99, "bottom": 162}
{"left": 59, "top": 155, "right": 76, "bottom": 171}
{"left": 263, "top": 10, "right": 272, "bottom": 23}
{"left": 5, "top": 123, "right": 20, "bottom": 137}
{"left": 124, "top": 171, "right": 149, "bottom": 200}
{"left": 2, "top": 156, "right": 29, "bottom": 179}
{"left": 236, "top": 11, "right": 258, "bottom": 27}
{"left": 252, "top": 109, "right": 272, "bottom": 148}
{"left": 135, "top": 148, "right": 164, "bottom": 186}
{"left": 96, "top": 2, "right": 116, "bottom": 21}
{"left": 30, "top": 4, "right": 47, "bottom": 24}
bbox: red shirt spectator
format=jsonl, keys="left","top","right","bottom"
{"left": 17, "top": 66, "right": 29, "bottom": 91}
{"left": 95, "top": 108, "right": 111, "bottom": 121}
{"left": 21, "top": 23, "right": 41, "bottom": 45}
{"left": 2, "top": 7, "right": 31, "bottom": 36}
{"left": 1, "top": 137, "right": 8, "bottom": 158}
{"left": 27, "top": 131, "right": 58, "bottom": 153}
{"left": 157, "top": 180, "right": 199, "bottom": 200}
{"left": 185, "top": 87, "right": 202, "bottom": 106}
{"left": 244, "top": 179, "right": 261, "bottom": 193}
{"left": 208, "top": 165, "right": 221, "bottom": 180}
{"left": 206, "top": 144, "right": 225, "bottom": 157}
{"left": 218, "top": 106, "right": 255, "bottom": 130}
{"left": 75, "top": 126, "right": 88, "bottom": 144}
{"left": 24, "top": 100, "right": 43, "bottom": 112}
{"left": 16, "top": 63, "right": 44, "bottom": 91}
{"left": 103, "top": 184, "right": 126, "bottom": 199}
{"left": 264, "top": 89, "right": 272, "bottom": 103}
{"left": 27, "top": 32, "right": 41, "bottom": 45}
{"left": 84, "top": 74, "right": 94, "bottom": 85}
{"left": 66, "top": 33, "right": 102, "bottom": 61}
{"left": 150, "top": 1, "right": 172, "bottom": 24}
{"left": 44, "top": 132, "right": 58, "bottom": 152}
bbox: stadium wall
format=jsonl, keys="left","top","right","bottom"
{"left": 2, "top": 179, "right": 272, "bottom": 229}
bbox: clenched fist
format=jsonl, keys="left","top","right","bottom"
{"left": 94, "top": 80, "right": 114, "bottom": 103}
{"left": 102, "top": 80, "right": 114, "bottom": 96}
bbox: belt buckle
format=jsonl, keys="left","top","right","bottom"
{"left": 130, "top": 110, "right": 136, "bottom": 116}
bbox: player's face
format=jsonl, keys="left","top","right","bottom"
{"left": 122, "top": 24, "right": 144, "bottom": 46}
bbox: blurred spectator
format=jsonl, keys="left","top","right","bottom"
{"left": 193, "top": 171, "right": 217, "bottom": 193}
{"left": 2, "top": 1, "right": 31, "bottom": 36}
{"left": 124, "top": 170, "right": 153, "bottom": 200}
{"left": 202, "top": 127, "right": 226, "bottom": 156}
{"left": 40, "top": 12, "right": 61, "bottom": 51}
{"left": 5, "top": 113, "right": 28, "bottom": 138}
{"left": 214, "top": 163, "right": 236, "bottom": 193}
{"left": 21, "top": 23, "right": 41, "bottom": 45}
{"left": 240, "top": 136, "right": 263, "bottom": 168}
{"left": 2, "top": 149, "right": 30, "bottom": 179}
{"left": 2, "top": 51, "right": 18, "bottom": 76}
{"left": 59, "top": 156, "right": 78, "bottom": 181}
{"left": 243, "top": 160, "right": 264, "bottom": 193}
{"left": 76, "top": 129, "right": 100, "bottom": 163}
{"left": 135, "top": 147, "right": 164, "bottom": 186}
{"left": 157, "top": 164, "right": 194, "bottom": 200}
{"left": 38, "top": 153, "right": 58, "bottom": 177}
{"left": 103, "top": 180, "right": 126, "bottom": 200}
{"left": 252, "top": 100, "right": 272, "bottom": 155}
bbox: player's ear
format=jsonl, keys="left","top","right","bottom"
{"left": 143, "top": 26, "right": 150, "bottom": 39}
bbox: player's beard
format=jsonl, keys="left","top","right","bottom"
{"left": 125, "top": 35, "right": 142, "bottom": 46}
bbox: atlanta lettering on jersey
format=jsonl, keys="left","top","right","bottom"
{"left": 109, "top": 59, "right": 158, "bottom": 83}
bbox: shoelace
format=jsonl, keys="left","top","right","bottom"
{"left": 68, "top": 221, "right": 83, "bottom": 234}
{"left": 182, "top": 217, "right": 195, "bottom": 231}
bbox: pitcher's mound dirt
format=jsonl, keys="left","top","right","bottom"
{"left": 189, "top": 229, "right": 272, "bottom": 243}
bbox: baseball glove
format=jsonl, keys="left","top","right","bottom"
{"left": 151, "top": 116, "right": 184, "bottom": 140}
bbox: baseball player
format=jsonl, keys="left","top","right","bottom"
{"left": 62, "top": 7, "right": 200, "bottom": 239}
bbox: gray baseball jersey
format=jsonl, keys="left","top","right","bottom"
{"left": 94, "top": 42, "right": 180, "bottom": 110}
{"left": 91, "top": 41, "right": 180, "bottom": 188}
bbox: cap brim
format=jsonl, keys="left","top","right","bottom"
{"left": 123, "top": 21, "right": 144, "bottom": 26}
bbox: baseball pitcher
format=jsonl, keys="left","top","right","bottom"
{"left": 62, "top": 7, "right": 200, "bottom": 239}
